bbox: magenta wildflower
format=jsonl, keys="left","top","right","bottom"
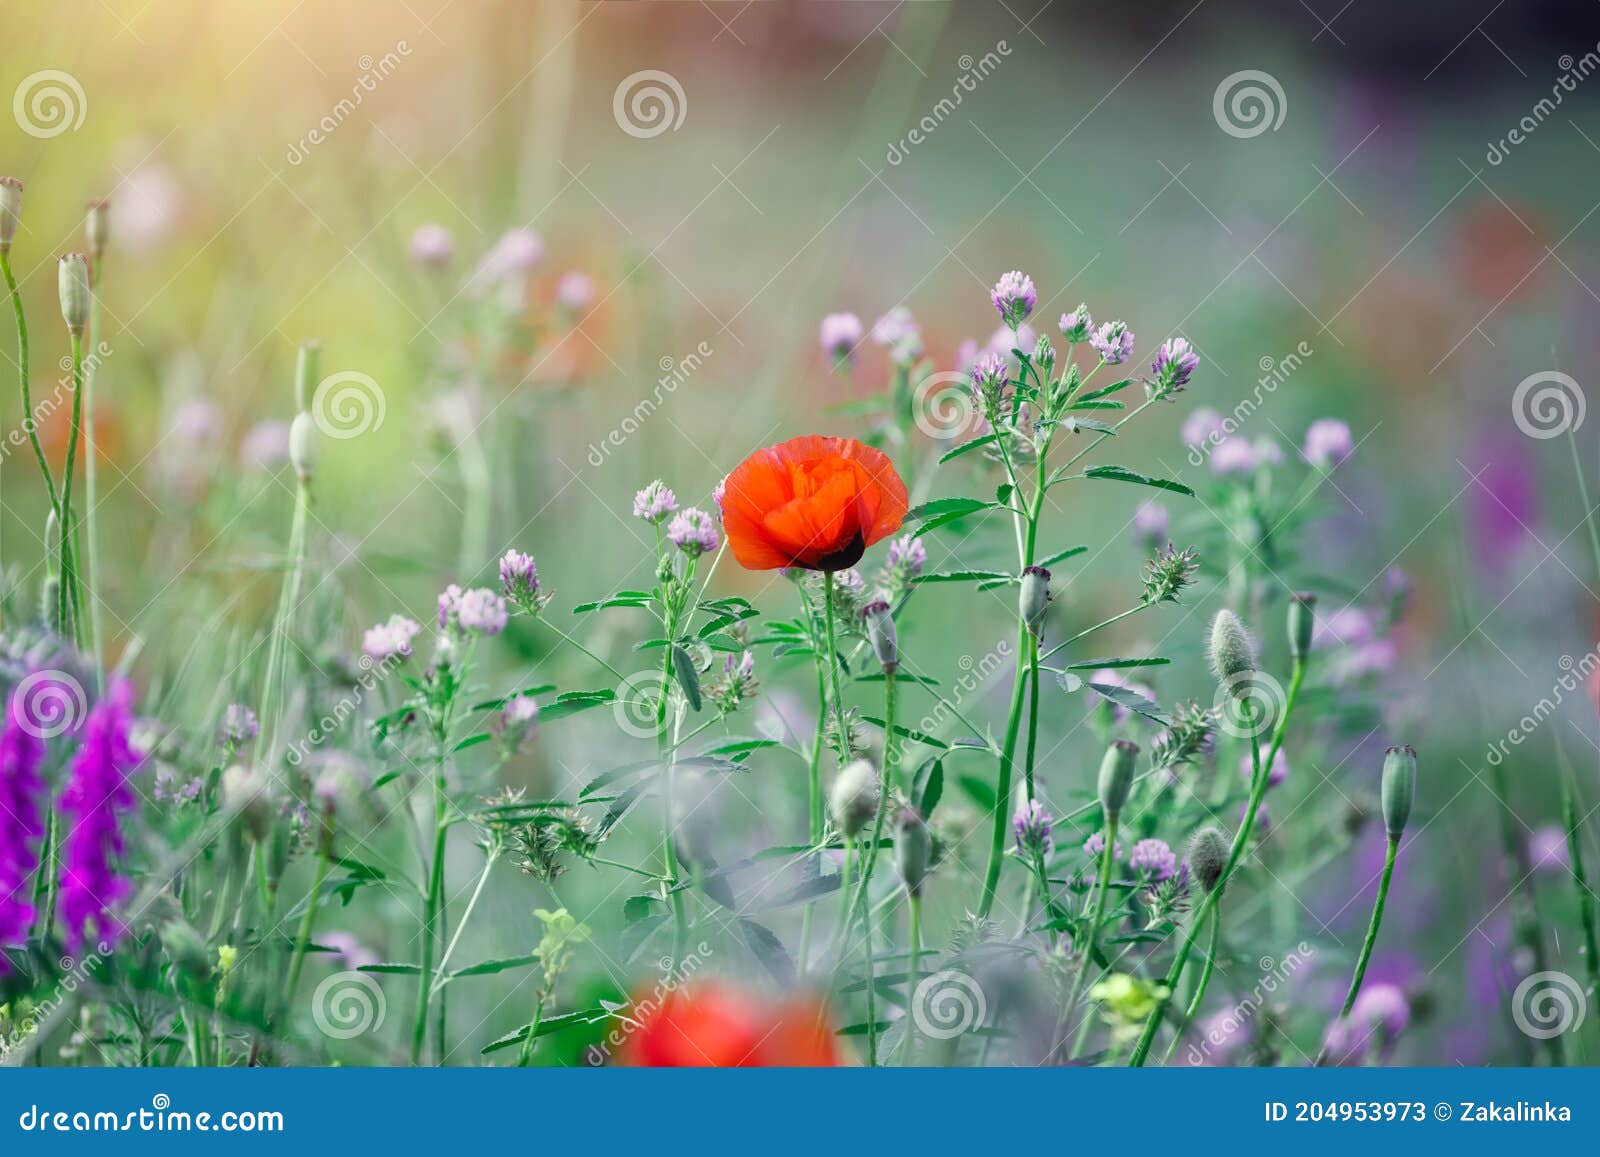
{"left": 886, "top": 533, "right": 926, "bottom": 579}
{"left": 409, "top": 223, "right": 454, "bottom": 268}
{"left": 456, "top": 588, "right": 509, "bottom": 635}
{"left": 499, "top": 548, "right": 540, "bottom": 607}
{"left": 1058, "top": 304, "right": 1092, "bottom": 343}
{"left": 1303, "top": 418, "right": 1354, "bottom": 469}
{"left": 1132, "top": 500, "right": 1168, "bottom": 547}
{"left": 1083, "top": 831, "right": 1123, "bottom": 860}
{"left": 58, "top": 679, "right": 142, "bottom": 953}
{"left": 990, "top": 270, "right": 1037, "bottom": 328}
{"left": 1181, "top": 407, "right": 1226, "bottom": 451}
{"left": 871, "top": 305, "right": 918, "bottom": 349}
{"left": 1321, "top": 983, "right": 1410, "bottom": 1064}
{"left": 0, "top": 687, "right": 47, "bottom": 962}
{"left": 668, "top": 508, "right": 720, "bottom": 557}
{"left": 1013, "top": 799, "right": 1053, "bottom": 857}
{"left": 555, "top": 271, "right": 594, "bottom": 311}
{"left": 469, "top": 228, "right": 544, "bottom": 292}
{"left": 220, "top": 703, "right": 259, "bottom": 746}
{"left": 364, "top": 614, "right": 422, "bottom": 662}
{"left": 969, "top": 350, "right": 1010, "bottom": 410}
{"left": 1253, "top": 438, "right": 1284, "bottom": 467}
{"left": 1209, "top": 437, "right": 1256, "bottom": 476}
{"left": 1129, "top": 838, "right": 1177, "bottom": 882}
{"left": 633, "top": 480, "right": 678, "bottom": 524}
{"left": 1149, "top": 337, "right": 1198, "bottom": 397}
{"left": 1529, "top": 825, "right": 1569, "bottom": 875}
{"left": 1089, "top": 320, "right": 1134, "bottom": 365}
{"left": 819, "top": 312, "right": 864, "bottom": 363}
{"left": 497, "top": 695, "right": 539, "bottom": 751}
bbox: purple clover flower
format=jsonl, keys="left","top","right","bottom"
{"left": 1303, "top": 418, "right": 1353, "bottom": 469}
{"left": 969, "top": 350, "right": 1010, "bottom": 410}
{"left": 221, "top": 703, "right": 259, "bottom": 746}
{"left": 886, "top": 533, "right": 926, "bottom": 578}
{"left": 1013, "top": 799, "right": 1053, "bottom": 857}
{"left": 1209, "top": 438, "right": 1257, "bottom": 476}
{"left": 1182, "top": 407, "right": 1226, "bottom": 451}
{"left": 1083, "top": 831, "right": 1123, "bottom": 860}
{"left": 668, "top": 508, "right": 720, "bottom": 557}
{"left": 990, "top": 270, "right": 1037, "bottom": 328}
{"left": 1132, "top": 500, "right": 1168, "bottom": 547}
{"left": 0, "top": 686, "right": 47, "bottom": 963}
{"left": 555, "top": 271, "right": 594, "bottom": 311}
{"left": 58, "top": 679, "right": 142, "bottom": 953}
{"left": 409, "top": 224, "right": 453, "bottom": 268}
{"left": 1058, "top": 304, "right": 1092, "bottom": 343}
{"left": 363, "top": 614, "right": 422, "bottom": 662}
{"left": 1089, "top": 320, "right": 1134, "bottom": 365}
{"left": 1150, "top": 337, "right": 1199, "bottom": 397}
{"left": 500, "top": 548, "right": 540, "bottom": 606}
{"left": 819, "top": 312, "right": 864, "bottom": 362}
{"left": 1529, "top": 825, "right": 1569, "bottom": 874}
{"left": 1129, "top": 838, "right": 1177, "bottom": 882}
{"left": 633, "top": 480, "right": 678, "bottom": 524}
{"left": 871, "top": 305, "right": 918, "bottom": 349}
{"left": 456, "top": 588, "right": 509, "bottom": 635}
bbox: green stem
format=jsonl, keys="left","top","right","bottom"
{"left": 1161, "top": 901, "right": 1221, "bottom": 1065}
{"left": 1314, "top": 834, "right": 1398, "bottom": 1066}
{"left": 903, "top": 894, "right": 922, "bottom": 1066}
{"left": 1, "top": 251, "right": 60, "bottom": 513}
{"left": 282, "top": 845, "right": 332, "bottom": 1012}
{"left": 1062, "top": 814, "right": 1118, "bottom": 1059}
{"left": 515, "top": 994, "right": 546, "bottom": 1068}
{"left": 1559, "top": 753, "right": 1600, "bottom": 1008}
{"left": 832, "top": 669, "right": 898, "bottom": 965}
{"left": 409, "top": 761, "right": 448, "bottom": 1065}
{"left": 84, "top": 276, "right": 104, "bottom": 686}
{"left": 822, "top": 574, "right": 848, "bottom": 761}
{"left": 977, "top": 620, "right": 1030, "bottom": 919}
{"left": 57, "top": 333, "right": 85, "bottom": 641}
{"left": 431, "top": 851, "right": 499, "bottom": 994}
{"left": 1023, "top": 633, "right": 1040, "bottom": 801}
{"left": 261, "top": 478, "right": 311, "bottom": 765}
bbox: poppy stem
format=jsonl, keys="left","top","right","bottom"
{"left": 1314, "top": 833, "right": 1397, "bottom": 1066}
{"left": 822, "top": 573, "right": 848, "bottom": 762}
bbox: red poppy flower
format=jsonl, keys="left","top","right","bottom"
{"left": 721, "top": 435, "right": 907, "bottom": 571}
{"left": 615, "top": 982, "right": 846, "bottom": 1067}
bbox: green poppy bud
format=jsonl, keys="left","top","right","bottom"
{"left": 1020, "top": 565, "right": 1051, "bottom": 638}
{"left": 58, "top": 253, "right": 90, "bottom": 335}
{"left": 1097, "top": 738, "right": 1139, "bottom": 818}
{"left": 1187, "top": 825, "right": 1229, "bottom": 893}
{"left": 1288, "top": 592, "right": 1316, "bottom": 662}
{"left": 1381, "top": 744, "right": 1415, "bottom": 837}
{"left": 829, "top": 758, "right": 880, "bottom": 839}
{"left": 895, "top": 809, "right": 932, "bottom": 897}
{"left": 85, "top": 199, "right": 110, "bottom": 261}
{"left": 0, "top": 177, "right": 22, "bottom": 253}
{"left": 861, "top": 600, "right": 898, "bottom": 672}
{"left": 295, "top": 340, "right": 321, "bottom": 412}
{"left": 289, "top": 412, "right": 319, "bottom": 481}
{"left": 1207, "top": 608, "right": 1257, "bottom": 688}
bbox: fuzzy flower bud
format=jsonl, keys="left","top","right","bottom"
{"left": 85, "top": 199, "right": 110, "bottom": 261}
{"left": 1032, "top": 334, "right": 1056, "bottom": 377}
{"left": 1020, "top": 565, "right": 1051, "bottom": 637}
{"left": 499, "top": 548, "right": 540, "bottom": 608}
{"left": 895, "top": 809, "right": 933, "bottom": 897}
{"left": 633, "top": 480, "right": 678, "bottom": 524}
{"left": 58, "top": 253, "right": 90, "bottom": 334}
{"left": 0, "top": 177, "right": 21, "bottom": 253}
{"left": 861, "top": 600, "right": 898, "bottom": 672}
{"left": 1058, "top": 304, "right": 1092, "bottom": 343}
{"left": 1288, "top": 592, "right": 1316, "bottom": 662}
{"left": 990, "top": 270, "right": 1037, "bottom": 328}
{"left": 668, "top": 507, "right": 720, "bottom": 557}
{"left": 1089, "top": 320, "right": 1134, "bottom": 365}
{"left": 1381, "top": 744, "right": 1416, "bottom": 837}
{"left": 288, "top": 412, "right": 319, "bottom": 481}
{"left": 1207, "top": 609, "right": 1256, "bottom": 687}
{"left": 1097, "top": 739, "right": 1139, "bottom": 819}
{"left": 1187, "top": 826, "right": 1229, "bottom": 893}
{"left": 829, "top": 759, "right": 880, "bottom": 839}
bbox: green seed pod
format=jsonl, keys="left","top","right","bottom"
{"left": 1020, "top": 565, "right": 1051, "bottom": 638}
{"left": 1096, "top": 738, "right": 1139, "bottom": 819}
{"left": 0, "top": 177, "right": 22, "bottom": 253}
{"left": 1207, "top": 608, "right": 1256, "bottom": 687}
{"left": 58, "top": 253, "right": 90, "bottom": 335}
{"left": 861, "top": 600, "right": 898, "bottom": 672}
{"left": 1288, "top": 592, "right": 1316, "bottom": 662}
{"left": 1381, "top": 744, "right": 1416, "bottom": 837}
{"left": 289, "top": 412, "right": 319, "bottom": 480}
{"left": 85, "top": 199, "right": 110, "bottom": 262}
{"left": 295, "top": 341, "right": 321, "bottom": 412}
{"left": 1187, "top": 825, "right": 1229, "bottom": 893}
{"left": 895, "top": 809, "right": 932, "bottom": 897}
{"left": 829, "top": 758, "right": 880, "bottom": 839}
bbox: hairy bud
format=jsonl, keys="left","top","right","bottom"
{"left": 829, "top": 759, "right": 880, "bottom": 840}
{"left": 1288, "top": 592, "right": 1316, "bottom": 662}
{"left": 1187, "top": 825, "right": 1229, "bottom": 893}
{"left": 895, "top": 809, "right": 932, "bottom": 897}
{"left": 1207, "top": 608, "right": 1257, "bottom": 687}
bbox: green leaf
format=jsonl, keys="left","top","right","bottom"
{"left": 913, "top": 569, "right": 1013, "bottom": 586}
{"left": 1059, "top": 657, "right": 1170, "bottom": 671}
{"left": 939, "top": 434, "right": 997, "bottom": 463}
{"left": 573, "top": 593, "right": 653, "bottom": 614}
{"left": 916, "top": 758, "right": 945, "bottom": 818}
{"left": 1036, "top": 545, "right": 1087, "bottom": 568}
{"left": 448, "top": 953, "right": 540, "bottom": 979}
{"left": 736, "top": 918, "right": 795, "bottom": 987}
{"left": 906, "top": 497, "right": 996, "bottom": 534}
{"left": 702, "top": 737, "right": 786, "bottom": 759}
{"left": 1085, "top": 680, "right": 1173, "bottom": 726}
{"left": 858, "top": 714, "right": 950, "bottom": 750}
{"left": 1082, "top": 465, "right": 1195, "bottom": 497}
{"left": 1057, "top": 417, "right": 1117, "bottom": 435}
{"left": 358, "top": 962, "right": 421, "bottom": 975}
{"left": 957, "top": 773, "right": 996, "bottom": 812}
{"left": 671, "top": 645, "right": 702, "bottom": 712}
{"left": 539, "top": 689, "right": 618, "bottom": 722}
{"left": 1075, "top": 377, "right": 1134, "bottom": 403}
{"left": 480, "top": 1008, "right": 613, "bottom": 1054}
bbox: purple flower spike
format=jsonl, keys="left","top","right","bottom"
{"left": 456, "top": 588, "right": 509, "bottom": 635}
{"left": 555, "top": 271, "right": 594, "bottom": 311}
{"left": 1132, "top": 500, "right": 1168, "bottom": 546}
{"left": 1013, "top": 799, "right": 1054, "bottom": 856}
{"left": 1058, "top": 304, "right": 1093, "bottom": 343}
{"left": 969, "top": 350, "right": 1010, "bottom": 410}
{"left": 221, "top": 703, "right": 259, "bottom": 746}
{"left": 1130, "top": 837, "right": 1177, "bottom": 882}
{"left": 364, "top": 614, "right": 422, "bottom": 662}
{"left": 500, "top": 548, "right": 540, "bottom": 606}
{"left": 409, "top": 224, "right": 453, "bottom": 268}
{"left": 0, "top": 686, "right": 48, "bottom": 963}
{"left": 819, "top": 312, "right": 864, "bottom": 362}
{"left": 886, "top": 533, "right": 926, "bottom": 578}
{"left": 990, "top": 270, "right": 1037, "bottom": 328}
{"left": 633, "top": 480, "right": 678, "bottom": 525}
{"left": 668, "top": 508, "right": 720, "bottom": 557}
{"left": 58, "top": 679, "right": 142, "bottom": 953}
{"left": 1150, "top": 337, "right": 1199, "bottom": 398}
{"left": 1083, "top": 831, "right": 1124, "bottom": 860}
{"left": 1089, "top": 321, "right": 1134, "bottom": 365}
{"left": 1303, "top": 418, "right": 1353, "bottom": 469}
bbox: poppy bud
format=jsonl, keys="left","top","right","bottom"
{"left": 1288, "top": 592, "right": 1316, "bottom": 662}
{"left": 1020, "top": 565, "right": 1051, "bottom": 637}
{"left": 1381, "top": 744, "right": 1415, "bottom": 837}
{"left": 1097, "top": 738, "right": 1139, "bottom": 819}
{"left": 829, "top": 759, "right": 880, "bottom": 839}
{"left": 861, "top": 600, "right": 897, "bottom": 672}
{"left": 85, "top": 199, "right": 110, "bottom": 261}
{"left": 1187, "top": 825, "right": 1229, "bottom": 893}
{"left": 895, "top": 809, "right": 932, "bottom": 897}
{"left": 1207, "top": 608, "right": 1256, "bottom": 687}
{"left": 0, "top": 177, "right": 21, "bottom": 253}
{"left": 289, "top": 412, "right": 319, "bottom": 481}
{"left": 58, "top": 253, "right": 90, "bottom": 335}
{"left": 294, "top": 340, "right": 321, "bottom": 412}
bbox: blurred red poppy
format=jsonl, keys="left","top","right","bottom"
{"left": 721, "top": 434, "right": 907, "bottom": 571}
{"left": 615, "top": 982, "right": 846, "bottom": 1067}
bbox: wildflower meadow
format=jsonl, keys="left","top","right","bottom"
{"left": 1, "top": 1, "right": 1599, "bottom": 1087}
